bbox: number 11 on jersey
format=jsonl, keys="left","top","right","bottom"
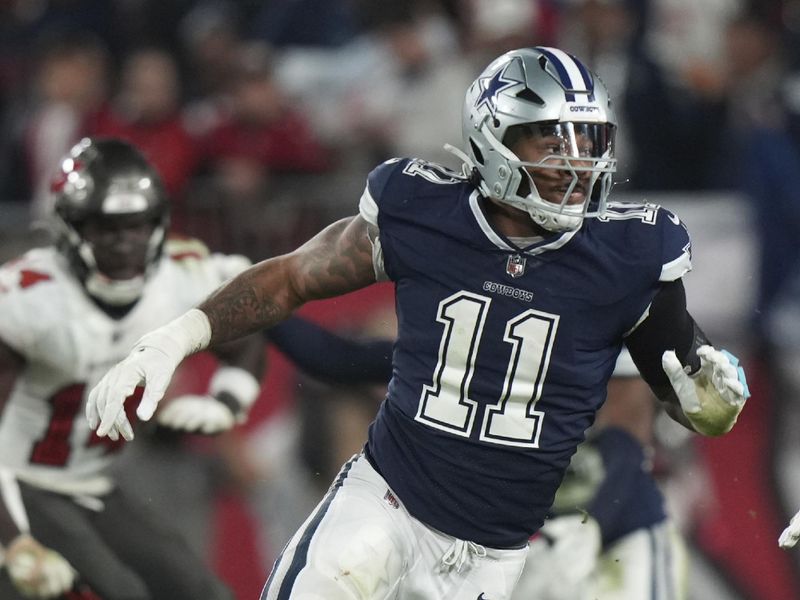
{"left": 415, "top": 291, "right": 559, "bottom": 448}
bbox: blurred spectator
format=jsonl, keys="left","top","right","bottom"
{"left": 20, "top": 31, "right": 111, "bottom": 220}
{"left": 179, "top": 1, "right": 244, "bottom": 104}
{"left": 3, "top": 0, "right": 121, "bottom": 55}
{"left": 202, "top": 42, "right": 330, "bottom": 174}
{"left": 92, "top": 47, "right": 198, "bottom": 232}
{"left": 196, "top": 41, "right": 332, "bottom": 259}
{"left": 464, "top": 0, "right": 561, "bottom": 54}
{"left": 249, "top": 0, "right": 358, "bottom": 48}
{"left": 622, "top": 0, "right": 734, "bottom": 190}
{"left": 723, "top": 11, "right": 800, "bottom": 343}
{"left": 557, "top": 0, "right": 640, "bottom": 184}
{"left": 273, "top": 3, "right": 532, "bottom": 169}
{"left": 723, "top": 13, "right": 800, "bottom": 575}
{"left": 645, "top": 0, "right": 742, "bottom": 94}
{"left": 337, "top": 12, "right": 473, "bottom": 166}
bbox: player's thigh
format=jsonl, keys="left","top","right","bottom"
{"left": 93, "top": 485, "right": 233, "bottom": 600}
{"left": 262, "top": 454, "right": 414, "bottom": 600}
{"left": 595, "top": 521, "right": 687, "bottom": 600}
{"left": 20, "top": 484, "right": 151, "bottom": 600}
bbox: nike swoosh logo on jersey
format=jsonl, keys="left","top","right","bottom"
{"left": 667, "top": 213, "right": 680, "bottom": 225}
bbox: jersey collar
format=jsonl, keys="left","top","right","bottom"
{"left": 468, "top": 191, "right": 578, "bottom": 255}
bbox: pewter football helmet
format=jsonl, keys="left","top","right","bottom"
{"left": 460, "top": 47, "right": 617, "bottom": 232}
{"left": 52, "top": 137, "right": 169, "bottom": 306}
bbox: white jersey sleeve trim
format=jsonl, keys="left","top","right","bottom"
{"left": 612, "top": 347, "right": 639, "bottom": 378}
{"left": 371, "top": 235, "right": 389, "bottom": 282}
{"left": 624, "top": 303, "right": 651, "bottom": 337}
{"left": 659, "top": 250, "right": 691, "bottom": 282}
{"left": 359, "top": 185, "right": 379, "bottom": 227}
{"left": 358, "top": 185, "right": 388, "bottom": 280}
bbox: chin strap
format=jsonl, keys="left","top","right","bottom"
{"left": 443, "top": 143, "right": 584, "bottom": 233}
{"left": 442, "top": 143, "right": 476, "bottom": 176}
{"left": 443, "top": 143, "right": 491, "bottom": 197}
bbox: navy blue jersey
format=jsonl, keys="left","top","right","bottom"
{"left": 551, "top": 426, "right": 667, "bottom": 547}
{"left": 589, "top": 427, "right": 666, "bottom": 547}
{"left": 358, "top": 157, "right": 691, "bottom": 548}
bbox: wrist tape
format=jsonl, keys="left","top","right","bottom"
{"left": 135, "top": 308, "right": 212, "bottom": 364}
{"left": 209, "top": 366, "right": 260, "bottom": 421}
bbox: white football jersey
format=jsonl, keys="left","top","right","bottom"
{"left": 0, "top": 240, "right": 250, "bottom": 496}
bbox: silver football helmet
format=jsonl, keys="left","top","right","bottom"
{"left": 457, "top": 47, "right": 617, "bottom": 232}
{"left": 51, "top": 137, "right": 169, "bottom": 306}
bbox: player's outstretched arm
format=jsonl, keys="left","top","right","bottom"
{"left": 87, "top": 215, "right": 378, "bottom": 440}
{"left": 625, "top": 280, "right": 750, "bottom": 436}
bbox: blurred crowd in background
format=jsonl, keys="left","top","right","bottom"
{"left": 3, "top": 0, "right": 800, "bottom": 599}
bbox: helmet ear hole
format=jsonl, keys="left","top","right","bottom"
{"left": 469, "top": 139, "right": 485, "bottom": 166}
{"left": 515, "top": 169, "right": 531, "bottom": 197}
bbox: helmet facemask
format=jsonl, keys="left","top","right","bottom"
{"left": 496, "top": 121, "right": 616, "bottom": 232}
{"left": 76, "top": 216, "right": 166, "bottom": 306}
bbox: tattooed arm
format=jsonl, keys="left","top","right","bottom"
{"left": 87, "top": 215, "right": 380, "bottom": 438}
{"left": 201, "top": 215, "right": 378, "bottom": 345}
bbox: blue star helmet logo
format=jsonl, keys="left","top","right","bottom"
{"left": 474, "top": 58, "right": 524, "bottom": 116}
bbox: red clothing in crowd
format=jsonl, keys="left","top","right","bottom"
{"left": 202, "top": 110, "right": 330, "bottom": 173}
{"left": 91, "top": 112, "right": 198, "bottom": 200}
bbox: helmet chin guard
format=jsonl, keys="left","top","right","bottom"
{"left": 459, "top": 47, "right": 617, "bottom": 232}
{"left": 74, "top": 224, "right": 166, "bottom": 306}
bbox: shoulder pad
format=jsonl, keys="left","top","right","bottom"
{"left": 165, "top": 236, "right": 211, "bottom": 261}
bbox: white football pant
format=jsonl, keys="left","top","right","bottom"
{"left": 261, "top": 454, "right": 528, "bottom": 600}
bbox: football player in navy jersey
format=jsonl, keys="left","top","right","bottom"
{"left": 264, "top": 318, "right": 686, "bottom": 600}
{"left": 87, "top": 47, "right": 750, "bottom": 600}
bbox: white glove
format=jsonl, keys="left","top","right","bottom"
{"left": 4, "top": 534, "right": 75, "bottom": 599}
{"left": 86, "top": 344, "right": 178, "bottom": 441}
{"left": 87, "top": 309, "right": 211, "bottom": 441}
{"left": 779, "top": 508, "right": 800, "bottom": 548}
{"left": 157, "top": 394, "right": 237, "bottom": 434}
{"left": 662, "top": 345, "right": 750, "bottom": 436}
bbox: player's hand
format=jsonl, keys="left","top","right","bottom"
{"left": 87, "top": 331, "right": 186, "bottom": 440}
{"left": 156, "top": 394, "right": 237, "bottom": 434}
{"left": 662, "top": 345, "right": 750, "bottom": 436}
{"left": 5, "top": 533, "right": 75, "bottom": 599}
{"left": 779, "top": 508, "right": 800, "bottom": 548}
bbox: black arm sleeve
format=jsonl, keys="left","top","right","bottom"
{"left": 265, "top": 316, "right": 393, "bottom": 385}
{"left": 624, "top": 279, "right": 710, "bottom": 399}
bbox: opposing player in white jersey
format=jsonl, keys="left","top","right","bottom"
{"left": 87, "top": 48, "right": 750, "bottom": 600}
{"left": 0, "top": 138, "right": 264, "bottom": 599}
